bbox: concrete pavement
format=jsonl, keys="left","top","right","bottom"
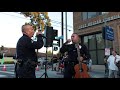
{"left": 89, "top": 65, "right": 105, "bottom": 78}
{"left": 0, "top": 64, "right": 106, "bottom": 78}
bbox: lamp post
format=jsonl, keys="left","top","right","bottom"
{"left": 61, "top": 12, "right": 64, "bottom": 46}
{"left": 65, "top": 12, "right": 67, "bottom": 41}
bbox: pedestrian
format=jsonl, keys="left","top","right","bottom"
{"left": 16, "top": 24, "right": 43, "bottom": 78}
{"left": 88, "top": 58, "right": 92, "bottom": 72}
{"left": 107, "top": 50, "right": 119, "bottom": 78}
{"left": 60, "top": 33, "right": 90, "bottom": 78}
{"left": 104, "top": 56, "right": 109, "bottom": 77}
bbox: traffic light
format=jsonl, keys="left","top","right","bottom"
{"left": 53, "top": 29, "right": 58, "bottom": 40}
{"left": 56, "top": 39, "right": 60, "bottom": 47}
{"left": 53, "top": 47, "right": 58, "bottom": 51}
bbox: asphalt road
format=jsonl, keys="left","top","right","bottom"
{"left": 0, "top": 64, "right": 63, "bottom": 78}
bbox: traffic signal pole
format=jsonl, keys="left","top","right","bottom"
{"left": 61, "top": 12, "right": 64, "bottom": 47}
{"left": 65, "top": 12, "right": 67, "bottom": 41}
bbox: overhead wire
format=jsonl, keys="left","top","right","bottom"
{"left": 0, "top": 12, "right": 73, "bottom": 30}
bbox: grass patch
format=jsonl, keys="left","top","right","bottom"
{"left": 0, "top": 57, "right": 15, "bottom": 64}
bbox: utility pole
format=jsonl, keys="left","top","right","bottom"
{"left": 61, "top": 12, "right": 64, "bottom": 46}
{"left": 51, "top": 44, "right": 53, "bottom": 71}
{"left": 65, "top": 12, "right": 67, "bottom": 41}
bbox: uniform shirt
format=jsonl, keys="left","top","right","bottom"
{"left": 16, "top": 34, "right": 43, "bottom": 62}
{"left": 60, "top": 43, "right": 90, "bottom": 64}
{"left": 107, "top": 55, "right": 120, "bottom": 71}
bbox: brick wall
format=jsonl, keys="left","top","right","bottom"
{"left": 73, "top": 12, "right": 120, "bottom": 54}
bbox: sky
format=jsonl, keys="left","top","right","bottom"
{"left": 0, "top": 12, "right": 73, "bottom": 53}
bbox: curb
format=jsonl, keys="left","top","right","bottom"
{"left": 0, "top": 64, "right": 15, "bottom": 67}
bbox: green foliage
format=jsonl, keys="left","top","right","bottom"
{"left": 21, "top": 12, "right": 51, "bottom": 32}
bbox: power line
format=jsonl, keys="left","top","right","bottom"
{"left": 0, "top": 12, "right": 73, "bottom": 29}
{"left": 14, "top": 12, "right": 73, "bottom": 28}
{"left": 52, "top": 24, "right": 73, "bottom": 31}
{"left": 15, "top": 12, "right": 73, "bottom": 28}
{"left": 0, "top": 12, "right": 30, "bottom": 20}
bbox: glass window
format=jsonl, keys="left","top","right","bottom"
{"left": 97, "top": 12, "right": 102, "bottom": 15}
{"left": 89, "top": 35, "right": 96, "bottom": 50}
{"left": 83, "top": 36, "right": 88, "bottom": 48}
{"left": 96, "top": 33, "right": 105, "bottom": 49}
{"left": 97, "top": 50, "right": 105, "bottom": 64}
{"left": 82, "top": 12, "right": 87, "bottom": 20}
{"left": 89, "top": 51, "right": 97, "bottom": 65}
{"left": 107, "top": 40, "right": 113, "bottom": 48}
{"left": 88, "top": 12, "right": 97, "bottom": 19}
{"left": 82, "top": 12, "right": 102, "bottom": 20}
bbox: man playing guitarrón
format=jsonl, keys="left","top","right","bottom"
{"left": 60, "top": 33, "right": 90, "bottom": 78}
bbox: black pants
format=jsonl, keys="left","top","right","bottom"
{"left": 104, "top": 63, "right": 109, "bottom": 74}
{"left": 14, "top": 63, "right": 18, "bottom": 78}
{"left": 17, "top": 62, "right": 36, "bottom": 78}
{"left": 64, "top": 62, "right": 75, "bottom": 78}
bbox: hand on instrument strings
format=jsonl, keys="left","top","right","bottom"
{"left": 78, "top": 56, "right": 84, "bottom": 62}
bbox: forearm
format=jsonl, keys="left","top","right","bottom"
{"left": 36, "top": 34, "right": 44, "bottom": 49}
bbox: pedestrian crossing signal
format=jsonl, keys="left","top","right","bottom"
{"left": 53, "top": 47, "right": 58, "bottom": 51}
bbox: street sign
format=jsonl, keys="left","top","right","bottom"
{"left": 102, "top": 26, "right": 114, "bottom": 41}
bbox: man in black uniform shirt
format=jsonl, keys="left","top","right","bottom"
{"left": 60, "top": 33, "right": 90, "bottom": 78}
{"left": 16, "top": 24, "right": 43, "bottom": 78}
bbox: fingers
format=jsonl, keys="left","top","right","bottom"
{"left": 78, "top": 56, "right": 84, "bottom": 62}
{"left": 66, "top": 39, "right": 71, "bottom": 43}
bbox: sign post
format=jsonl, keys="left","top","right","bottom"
{"left": 105, "top": 48, "right": 110, "bottom": 56}
{"left": 1, "top": 53, "right": 4, "bottom": 65}
{"left": 102, "top": 26, "right": 114, "bottom": 56}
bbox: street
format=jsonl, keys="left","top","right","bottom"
{"left": 0, "top": 64, "right": 106, "bottom": 78}
{"left": 0, "top": 64, "right": 63, "bottom": 78}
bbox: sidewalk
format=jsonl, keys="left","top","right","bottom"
{"left": 89, "top": 65, "right": 105, "bottom": 78}
{"left": 0, "top": 64, "right": 15, "bottom": 67}
{"left": 0, "top": 64, "right": 106, "bottom": 78}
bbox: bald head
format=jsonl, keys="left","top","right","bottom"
{"left": 71, "top": 33, "right": 80, "bottom": 44}
{"left": 21, "top": 24, "right": 35, "bottom": 38}
{"left": 22, "top": 24, "right": 32, "bottom": 33}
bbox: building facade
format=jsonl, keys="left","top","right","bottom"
{"left": 73, "top": 12, "right": 120, "bottom": 65}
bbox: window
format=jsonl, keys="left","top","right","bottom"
{"left": 83, "top": 36, "right": 88, "bottom": 48}
{"left": 81, "top": 12, "right": 102, "bottom": 20}
{"left": 82, "top": 33, "right": 113, "bottom": 65}
{"left": 89, "top": 35, "right": 96, "bottom": 50}
{"left": 89, "top": 51, "right": 97, "bottom": 65}
{"left": 97, "top": 50, "right": 105, "bottom": 64}
{"left": 82, "top": 12, "right": 88, "bottom": 20}
{"left": 88, "top": 12, "right": 97, "bottom": 19}
{"left": 96, "top": 33, "right": 105, "bottom": 49}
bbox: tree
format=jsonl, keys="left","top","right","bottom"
{"left": 20, "top": 12, "right": 51, "bottom": 32}
{"left": 47, "top": 50, "right": 52, "bottom": 55}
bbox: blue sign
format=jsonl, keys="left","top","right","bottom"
{"left": 102, "top": 26, "right": 114, "bottom": 41}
